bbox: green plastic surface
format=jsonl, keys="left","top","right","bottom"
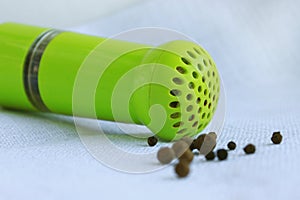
{"left": 0, "top": 23, "right": 220, "bottom": 141}
{"left": 0, "top": 23, "right": 48, "bottom": 110}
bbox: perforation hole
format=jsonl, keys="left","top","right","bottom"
{"left": 193, "top": 47, "right": 201, "bottom": 55}
{"left": 186, "top": 94, "right": 193, "bottom": 101}
{"left": 192, "top": 71, "right": 198, "bottom": 79}
{"left": 170, "top": 101, "right": 180, "bottom": 108}
{"left": 207, "top": 113, "right": 211, "bottom": 119}
{"left": 198, "top": 86, "right": 202, "bottom": 93}
{"left": 186, "top": 105, "right": 193, "bottom": 112}
{"left": 170, "top": 112, "right": 181, "bottom": 119}
{"left": 197, "top": 63, "right": 203, "bottom": 71}
{"left": 181, "top": 57, "right": 191, "bottom": 65}
{"left": 176, "top": 66, "right": 186, "bottom": 74}
{"left": 170, "top": 89, "right": 181, "bottom": 96}
{"left": 173, "top": 77, "right": 184, "bottom": 85}
{"left": 212, "top": 71, "right": 215, "bottom": 77}
{"left": 209, "top": 59, "right": 213, "bottom": 66}
{"left": 177, "top": 128, "right": 187, "bottom": 134}
{"left": 208, "top": 103, "right": 212, "bottom": 109}
{"left": 204, "top": 89, "right": 208, "bottom": 95}
{"left": 188, "top": 115, "right": 195, "bottom": 121}
{"left": 204, "top": 100, "right": 208, "bottom": 106}
{"left": 203, "top": 59, "right": 208, "bottom": 66}
{"left": 173, "top": 121, "right": 183, "bottom": 128}
{"left": 198, "top": 107, "right": 202, "bottom": 113}
{"left": 188, "top": 82, "right": 195, "bottom": 89}
{"left": 202, "top": 76, "right": 206, "bottom": 83}
{"left": 187, "top": 51, "right": 196, "bottom": 59}
{"left": 198, "top": 123, "right": 203, "bottom": 129}
{"left": 196, "top": 97, "right": 201, "bottom": 104}
{"left": 207, "top": 71, "right": 211, "bottom": 77}
{"left": 202, "top": 113, "right": 206, "bottom": 119}
{"left": 192, "top": 121, "right": 198, "bottom": 127}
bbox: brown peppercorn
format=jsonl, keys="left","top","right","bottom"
{"left": 199, "top": 134, "right": 216, "bottom": 155}
{"left": 175, "top": 161, "right": 190, "bottom": 178}
{"left": 271, "top": 131, "right": 283, "bottom": 144}
{"left": 243, "top": 144, "right": 256, "bottom": 154}
{"left": 217, "top": 149, "right": 228, "bottom": 160}
{"left": 157, "top": 147, "right": 175, "bottom": 164}
{"left": 227, "top": 141, "right": 236, "bottom": 150}
{"left": 172, "top": 141, "right": 189, "bottom": 158}
{"left": 180, "top": 136, "right": 193, "bottom": 146}
{"left": 147, "top": 136, "right": 158, "bottom": 146}
{"left": 189, "top": 139, "right": 197, "bottom": 151}
{"left": 193, "top": 134, "right": 206, "bottom": 151}
{"left": 179, "top": 149, "right": 194, "bottom": 163}
{"left": 197, "top": 133, "right": 206, "bottom": 140}
{"left": 205, "top": 151, "right": 215, "bottom": 161}
{"left": 208, "top": 132, "right": 217, "bottom": 140}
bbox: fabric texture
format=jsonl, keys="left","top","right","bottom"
{"left": 1, "top": 0, "right": 300, "bottom": 199}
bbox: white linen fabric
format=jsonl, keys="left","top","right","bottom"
{"left": 1, "top": 0, "right": 300, "bottom": 199}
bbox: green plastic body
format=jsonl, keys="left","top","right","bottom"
{"left": 0, "top": 23, "right": 153, "bottom": 123}
{"left": 0, "top": 23, "right": 220, "bottom": 141}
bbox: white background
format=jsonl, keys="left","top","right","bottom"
{"left": 0, "top": 0, "right": 141, "bottom": 27}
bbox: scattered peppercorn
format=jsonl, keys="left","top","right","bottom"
{"left": 227, "top": 141, "right": 236, "bottom": 150}
{"left": 172, "top": 141, "right": 189, "bottom": 158}
{"left": 157, "top": 147, "right": 175, "bottom": 164}
{"left": 243, "top": 144, "right": 256, "bottom": 154}
{"left": 217, "top": 149, "right": 228, "bottom": 161}
{"left": 208, "top": 132, "right": 217, "bottom": 140}
{"left": 155, "top": 130, "right": 275, "bottom": 178}
{"left": 147, "top": 136, "right": 158, "bottom": 147}
{"left": 193, "top": 134, "right": 206, "bottom": 151}
{"left": 199, "top": 134, "right": 216, "bottom": 155}
{"left": 175, "top": 161, "right": 190, "bottom": 178}
{"left": 271, "top": 131, "right": 283, "bottom": 144}
{"left": 179, "top": 149, "right": 194, "bottom": 163}
{"left": 205, "top": 151, "right": 215, "bottom": 161}
{"left": 180, "top": 136, "right": 193, "bottom": 146}
{"left": 189, "top": 139, "right": 197, "bottom": 151}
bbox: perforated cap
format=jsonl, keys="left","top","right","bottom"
{"left": 140, "top": 40, "right": 220, "bottom": 141}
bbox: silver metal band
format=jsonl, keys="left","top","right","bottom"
{"left": 23, "top": 29, "right": 62, "bottom": 112}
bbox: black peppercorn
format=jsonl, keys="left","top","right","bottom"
{"left": 271, "top": 131, "right": 283, "bottom": 144}
{"left": 217, "top": 149, "right": 228, "bottom": 161}
{"left": 227, "top": 141, "right": 236, "bottom": 150}
{"left": 205, "top": 151, "right": 215, "bottom": 161}
{"left": 189, "top": 139, "right": 197, "bottom": 151}
{"left": 193, "top": 134, "right": 206, "bottom": 151}
{"left": 147, "top": 136, "right": 158, "bottom": 147}
{"left": 243, "top": 144, "right": 256, "bottom": 154}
